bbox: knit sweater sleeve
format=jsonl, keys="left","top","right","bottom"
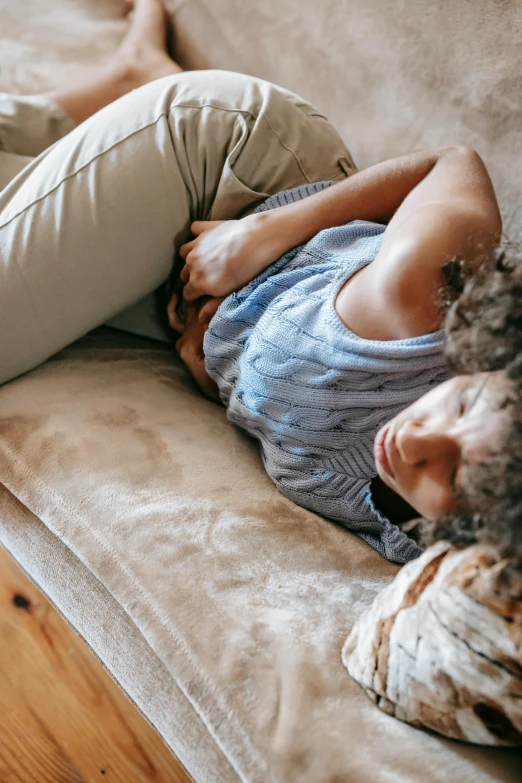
{"left": 252, "top": 180, "right": 335, "bottom": 213}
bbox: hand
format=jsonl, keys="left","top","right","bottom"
{"left": 167, "top": 292, "right": 225, "bottom": 334}
{"left": 179, "top": 212, "right": 285, "bottom": 302}
{"left": 174, "top": 301, "right": 221, "bottom": 402}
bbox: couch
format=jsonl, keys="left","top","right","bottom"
{"left": 1, "top": 1, "right": 521, "bottom": 780}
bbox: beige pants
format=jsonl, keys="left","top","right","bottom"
{"left": 0, "top": 70, "right": 355, "bottom": 385}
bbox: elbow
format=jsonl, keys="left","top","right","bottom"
{"left": 441, "top": 146, "right": 502, "bottom": 237}
{"left": 484, "top": 206, "right": 503, "bottom": 241}
{"left": 439, "top": 144, "right": 483, "bottom": 163}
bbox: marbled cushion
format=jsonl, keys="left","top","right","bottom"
{"left": 343, "top": 542, "right": 522, "bottom": 746}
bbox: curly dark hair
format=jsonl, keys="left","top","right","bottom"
{"left": 422, "top": 241, "right": 522, "bottom": 567}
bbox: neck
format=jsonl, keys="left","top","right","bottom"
{"left": 370, "top": 476, "right": 418, "bottom": 525}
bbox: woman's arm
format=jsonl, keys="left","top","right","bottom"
{"left": 335, "top": 146, "right": 502, "bottom": 339}
{"left": 260, "top": 145, "right": 500, "bottom": 250}
{"left": 180, "top": 146, "right": 501, "bottom": 303}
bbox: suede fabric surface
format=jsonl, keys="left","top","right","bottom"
{"left": 1, "top": 1, "right": 522, "bottom": 780}
{"left": 1, "top": 330, "right": 521, "bottom": 782}
{"left": 2, "top": 0, "right": 521, "bottom": 240}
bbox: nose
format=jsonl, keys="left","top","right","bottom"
{"left": 395, "top": 420, "right": 460, "bottom": 465}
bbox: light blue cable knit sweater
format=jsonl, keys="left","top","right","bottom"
{"left": 203, "top": 182, "right": 449, "bottom": 563}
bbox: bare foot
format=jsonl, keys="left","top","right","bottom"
{"left": 112, "top": 0, "right": 182, "bottom": 89}
{"left": 45, "top": 0, "right": 183, "bottom": 125}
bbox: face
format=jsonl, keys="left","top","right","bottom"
{"left": 374, "top": 371, "right": 512, "bottom": 521}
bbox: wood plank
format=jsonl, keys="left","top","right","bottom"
{"left": 0, "top": 546, "right": 192, "bottom": 783}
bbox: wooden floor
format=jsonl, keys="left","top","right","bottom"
{"left": 0, "top": 546, "right": 192, "bottom": 783}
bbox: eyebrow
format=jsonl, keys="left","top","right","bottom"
{"left": 452, "top": 378, "right": 491, "bottom": 499}
{"left": 450, "top": 376, "right": 489, "bottom": 498}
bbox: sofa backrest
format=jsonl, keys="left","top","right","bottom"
{"left": 1, "top": 0, "right": 520, "bottom": 239}
{"left": 175, "top": 0, "right": 522, "bottom": 241}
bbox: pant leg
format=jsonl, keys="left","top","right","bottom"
{"left": 0, "top": 70, "right": 355, "bottom": 385}
{"left": 0, "top": 92, "right": 166, "bottom": 343}
{"left": 108, "top": 70, "right": 358, "bottom": 344}
{"left": 0, "top": 94, "right": 76, "bottom": 191}
{"left": 0, "top": 93, "right": 76, "bottom": 157}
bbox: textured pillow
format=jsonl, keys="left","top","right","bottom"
{"left": 342, "top": 541, "right": 522, "bottom": 746}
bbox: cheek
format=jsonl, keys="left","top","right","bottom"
{"left": 395, "top": 469, "right": 455, "bottom": 521}
{"left": 392, "top": 381, "right": 458, "bottom": 429}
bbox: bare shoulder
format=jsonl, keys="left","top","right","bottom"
{"left": 336, "top": 198, "right": 501, "bottom": 341}
{"left": 336, "top": 146, "right": 502, "bottom": 340}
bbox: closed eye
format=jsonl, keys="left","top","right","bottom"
{"left": 456, "top": 387, "right": 467, "bottom": 417}
{"left": 450, "top": 464, "right": 460, "bottom": 496}
{"left": 450, "top": 386, "right": 480, "bottom": 498}
{"left": 450, "top": 457, "right": 470, "bottom": 500}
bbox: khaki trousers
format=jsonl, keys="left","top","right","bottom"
{"left": 0, "top": 70, "right": 355, "bottom": 385}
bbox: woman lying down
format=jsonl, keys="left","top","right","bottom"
{"left": 174, "top": 196, "right": 522, "bottom": 746}
{"left": 1, "top": 0, "right": 520, "bottom": 746}
{"left": 172, "top": 156, "right": 522, "bottom": 747}
{"left": 171, "top": 143, "right": 522, "bottom": 748}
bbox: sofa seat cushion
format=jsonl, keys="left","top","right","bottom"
{"left": 0, "top": 328, "right": 520, "bottom": 782}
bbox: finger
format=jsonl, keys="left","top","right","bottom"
{"left": 184, "top": 303, "right": 200, "bottom": 327}
{"left": 194, "top": 360, "right": 221, "bottom": 402}
{"left": 175, "top": 326, "right": 220, "bottom": 402}
{"left": 167, "top": 291, "right": 180, "bottom": 323}
{"left": 191, "top": 220, "right": 223, "bottom": 236}
{"left": 167, "top": 293, "right": 185, "bottom": 333}
{"left": 198, "top": 297, "right": 224, "bottom": 324}
{"left": 177, "top": 329, "right": 203, "bottom": 368}
{"left": 180, "top": 264, "right": 190, "bottom": 283}
{"left": 183, "top": 281, "right": 200, "bottom": 303}
{"left": 180, "top": 241, "right": 195, "bottom": 261}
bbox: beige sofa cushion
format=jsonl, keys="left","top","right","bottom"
{"left": 1, "top": 329, "right": 521, "bottom": 782}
